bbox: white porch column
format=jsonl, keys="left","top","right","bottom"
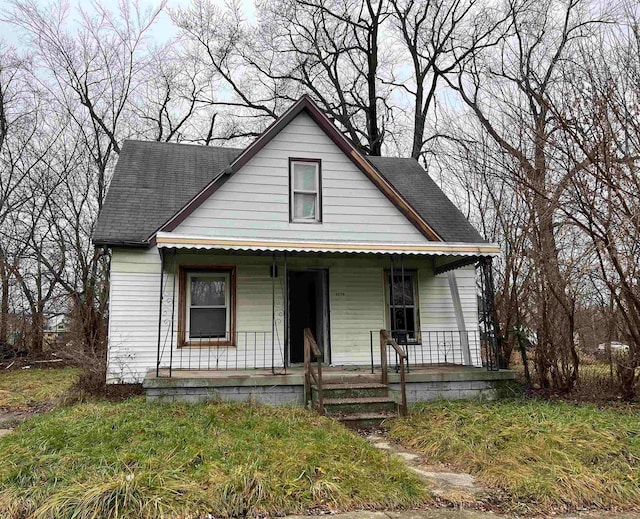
{"left": 446, "top": 271, "right": 472, "bottom": 365}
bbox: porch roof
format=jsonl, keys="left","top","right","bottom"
{"left": 155, "top": 233, "right": 500, "bottom": 257}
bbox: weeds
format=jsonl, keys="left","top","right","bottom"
{"left": 0, "top": 399, "right": 427, "bottom": 518}
{"left": 0, "top": 368, "right": 78, "bottom": 409}
{"left": 388, "top": 399, "right": 640, "bottom": 514}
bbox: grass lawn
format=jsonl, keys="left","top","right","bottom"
{"left": 0, "top": 367, "right": 78, "bottom": 409}
{"left": 388, "top": 399, "right": 640, "bottom": 513}
{"left": 0, "top": 399, "right": 427, "bottom": 518}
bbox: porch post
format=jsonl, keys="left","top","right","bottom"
{"left": 479, "top": 257, "right": 500, "bottom": 370}
{"left": 169, "top": 248, "right": 177, "bottom": 378}
{"left": 271, "top": 253, "right": 276, "bottom": 374}
{"left": 155, "top": 248, "right": 165, "bottom": 377}
{"left": 389, "top": 255, "right": 395, "bottom": 333}
{"left": 447, "top": 270, "right": 472, "bottom": 365}
{"left": 400, "top": 254, "right": 409, "bottom": 371}
{"left": 283, "top": 251, "right": 288, "bottom": 370}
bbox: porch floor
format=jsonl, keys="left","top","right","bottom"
{"left": 149, "top": 365, "right": 515, "bottom": 387}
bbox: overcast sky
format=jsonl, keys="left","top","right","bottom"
{"left": 0, "top": 0, "right": 258, "bottom": 47}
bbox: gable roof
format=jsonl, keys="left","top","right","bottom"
{"left": 367, "top": 157, "right": 485, "bottom": 244}
{"left": 93, "top": 97, "right": 486, "bottom": 248}
{"left": 93, "top": 140, "right": 485, "bottom": 247}
{"left": 93, "top": 141, "right": 242, "bottom": 247}
{"left": 158, "top": 95, "right": 441, "bottom": 241}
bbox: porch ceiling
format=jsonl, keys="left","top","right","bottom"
{"left": 155, "top": 233, "right": 500, "bottom": 257}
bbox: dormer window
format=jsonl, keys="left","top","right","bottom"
{"left": 290, "top": 159, "right": 322, "bottom": 223}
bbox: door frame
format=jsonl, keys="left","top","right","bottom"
{"left": 286, "top": 268, "right": 331, "bottom": 366}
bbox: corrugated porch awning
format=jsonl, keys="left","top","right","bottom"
{"left": 155, "top": 232, "right": 500, "bottom": 257}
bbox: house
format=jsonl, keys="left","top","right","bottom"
{"left": 93, "top": 95, "right": 514, "bottom": 416}
{"left": 597, "top": 341, "right": 629, "bottom": 353}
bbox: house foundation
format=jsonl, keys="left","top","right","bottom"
{"left": 143, "top": 366, "right": 516, "bottom": 406}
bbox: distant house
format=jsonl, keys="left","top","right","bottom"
{"left": 597, "top": 342, "right": 629, "bottom": 353}
{"left": 93, "top": 96, "right": 513, "bottom": 417}
{"left": 44, "top": 315, "right": 69, "bottom": 349}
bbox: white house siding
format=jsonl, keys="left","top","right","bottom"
{"left": 107, "top": 249, "right": 481, "bottom": 383}
{"left": 173, "top": 112, "right": 428, "bottom": 244}
{"left": 329, "top": 264, "right": 386, "bottom": 365}
{"left": 107, "top": 247, "right": 162, "bottom": 383}
{"left": 417, "top": 265, "right": 482, "bottom": 366}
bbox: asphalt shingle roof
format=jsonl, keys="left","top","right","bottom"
{"left": 367, "top": 156, "right": 485, "bottom": 243}
{"left": 93, "top": 141, "right": 242, "bottom": 246}
{"left": 93, "top": 140, "right": 485, "bottom": 246}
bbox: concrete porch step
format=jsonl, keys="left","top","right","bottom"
{"left": 337, "top": 411, "right": 398, "bottom": 429}
{"left": 313, "top": 382, "right": 388, "bottom": 399}
{"left": 323, "top": 396, "right": 397, "bottom": 415}
{"left": 319, "top": 373, "right": 381, "bottom": 385}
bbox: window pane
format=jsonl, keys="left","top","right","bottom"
{"left": 190, "top": 308, "right": 226, "bottom": 338}
{"left": 391, "top": 308, "right": 416, "bottom": 334}
{"left": 294, "top": 193, "right": 317, "bottom": 219}
{"left": 390, "top": 275, "right": 414, "bottom": 305}
{"left": 293, "top": 163, "right": 317, "bottom": 191}
{"left": 191, "top": 276, "right": 225, "bottom": 306}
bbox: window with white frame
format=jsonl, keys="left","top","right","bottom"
{"left": 386, "top": 271, "right": 418, "bottom": 340}
{"left": 290, "top": 159, "right": 321, "bottom": 222}
{"left": 187, "top": 271, "right": 230, "bottom": 340}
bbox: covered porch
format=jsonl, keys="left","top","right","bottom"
{"left": 150, "top": 234, "right": 503, "bottom": 382}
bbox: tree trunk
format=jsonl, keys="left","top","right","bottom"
{"left": 30, "top": 309, "right": 44, "bottom": 356}
{"left": 0, "top": 253, "right": 9, "bottom": 346}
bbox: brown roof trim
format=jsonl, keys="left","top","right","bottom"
{"left": 155, "top": 95, "right": 442, "bottom": 241}
{"left": 92, "top": 239, "right": 150, "bottom": 249}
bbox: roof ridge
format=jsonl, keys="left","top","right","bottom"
{"left": 122, "top": 139, "right": 244, "bottom": 152}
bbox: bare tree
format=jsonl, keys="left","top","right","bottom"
{"left": 172, "top": 0, "right": 395, "bottom": 154}
{"left": 444, "top": 0, "right": 605, "bottom": 390}
{"left": 133, "top": 44, "right": 219, "bottom": 143}
{"left": 390, "top": 0, "right": 509, "bottom": 160}
{"left": 4, "top": 0, "right": 165, "bottom": 365}
{"left": 0, "top": 44, "right": 61, "bottom": 351}
{"left": 436, "top": 116, "right": 532, "bottom": 369}
{"left": 555, "top": 6, "right": 640, "bottom": 397}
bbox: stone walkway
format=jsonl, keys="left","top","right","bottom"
{"left": 285, "top": 511, "right": 640, "bottom": 519}
{"left": 285, "top": 512, "right": 495, "bottom": 519}
{"left": 365, "top": 435, "right": 481, "bottom": 502}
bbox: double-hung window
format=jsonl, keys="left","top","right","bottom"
{"left": 290, "top": 159, "right": 321, "bottom": 222}
{"left": 387, "top": 272, "right": 418, "bottom": 341}
{"left": 180, "top": 267, "right": 235, "bottom": 345}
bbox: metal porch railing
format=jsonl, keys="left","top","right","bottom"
{"left": 156, "top": 331, "right": 286, "bottom": 375}
{"left": 369, "top": 329, "right": 500, "bottom": 373}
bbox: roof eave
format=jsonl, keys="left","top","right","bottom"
{"left": 93, "top": 239, "right": 151, "bottom": 249}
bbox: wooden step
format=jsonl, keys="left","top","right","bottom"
{"left": 321, "top": 382, "right": 387, "bottom": 390}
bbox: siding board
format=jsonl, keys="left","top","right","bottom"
{"left": 173, "top": 112, "right": 428, "bottom": 244}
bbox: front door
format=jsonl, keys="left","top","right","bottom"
{"left": 288, "top": 270, "right": 329, "bottom": 364}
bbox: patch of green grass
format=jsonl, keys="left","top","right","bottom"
{"left": 0, "top": 367, "right": 78, "bottom": 409}
{"left": 388, "top": 399, "right": 640, "bottom": 513}
{"left": 0, "top": 399, "right": 427, "bottom": 518}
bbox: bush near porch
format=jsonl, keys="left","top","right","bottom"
{"left": 387, "top": 399, "right": 640, "bottom": 514}
{"left": 0, "top": 399, "right": 427, "bottom": 519}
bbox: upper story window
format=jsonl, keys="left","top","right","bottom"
{"left": 290, "top": 159, "right": 321, "bottom": 223}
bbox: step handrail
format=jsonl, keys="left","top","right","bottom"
{"left": 380, "top": 330, "right": 408, "bottom": 416}
{"left": 304, "top": 328, "right": 324, "bottom": 413}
